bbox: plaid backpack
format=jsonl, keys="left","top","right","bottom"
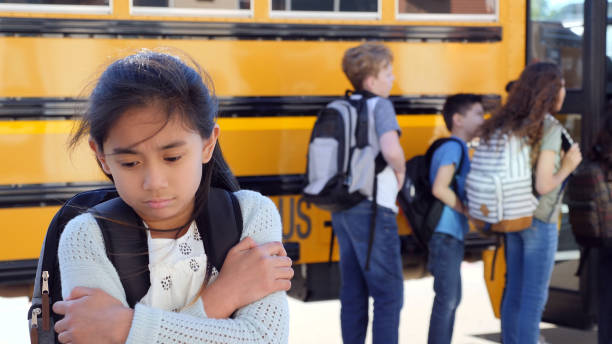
{"left": 567, "top": 160, "right": 612, "bottom": 248}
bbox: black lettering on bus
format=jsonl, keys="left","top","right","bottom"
{"left": 277, "top": 198, "right": 293, "bottom": 240}
{"left": 296, "top": 197, "right": 312, "bottom": 239}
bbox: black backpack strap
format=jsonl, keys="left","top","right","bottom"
{"left": 198, "top": 187, "right": 243, "bottom": 272}
{"left": 575, "top": 246, "right": 590, "bottom": 276}
{"left": 426, "top": 137, "right": 466, "bottom": 188}
{"left": 348, "top": 90, "right": 378, "bottom": 149}
{"left": 91, "top": 198, "right": 150, "bottom": 308}
{"left": 490, "top": 233, "right": 503, "bottom": 281}
{"left": 365, "top": 173, "right": 379, "bottom": 271}
{"left": 327, "top": 221, "right": 335, "bottom": 265}
{"left": 40, "top": 188, "right": 119, "bottom": 310}
{"left": 29, "top": 188, "right": 119, "bottom": 343}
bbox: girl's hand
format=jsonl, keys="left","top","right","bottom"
{"left": 53, "top": 287, "right": 133, "bottom": 344}
{"left": 561, "top": 143, "right": 582, "bottom": 173}
{"left": 201, "top": 237, "right": 293, "bottom": 318}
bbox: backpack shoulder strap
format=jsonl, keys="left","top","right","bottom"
{"left": 37, "top": 188, "right": 119, "bottom": 300}
{"left": 348, "top": 92, "right": 371, "bottom": 148}
{"left": 29, "top": 187, "right": 119, "bottom": 340}
{"left": 90, "top": 197, "right": 149, "bottom": 308}
{"left": 425, "top": 137, "right": 466, "bottom": 191}
{"left": 426, "top": 137, "right": 466, "bottom": 172}
{"left": 197, "top": 187, "right": 243, "bottom": 272}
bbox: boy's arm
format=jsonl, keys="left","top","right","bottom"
{"left": 379, "top": 130, "right": 406, "bottom": 187}
{"left": 432, "top": 163, "right": 466, "bottom": 215}
{"left": 374, "top": 98, "right": 405, "bottom": 187}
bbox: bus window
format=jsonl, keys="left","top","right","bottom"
{"left": 397, "top": 0, "right": 497, "bottom": 21}
{"left": 270, "top": 0, "right": 377, "bottom": 19}
{"left": 271, "top": 0, "right": 376, "bottom": 12}
{"left": 398, "top": 0, "right": 494, "bottom": 14}
{"left": 529, "top": 0, "right": 584, "bottom": 90}
{"left": 0, "top": 0, "right": 107, "bottom": 7}
{"left": 133, "top": 0, "right": 251, "bottom": 14}
{"left": 0, "top": 0, "right": 106, "bottom": 3}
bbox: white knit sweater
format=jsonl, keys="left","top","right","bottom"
{"left": 58, "top": 190, "right": 289, "bottom": 344}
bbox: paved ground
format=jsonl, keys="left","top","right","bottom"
{"left": 0, "top": 262, "right": 597, "bottom": 344}
{"left": 287, "top": 261, "right": 597, "bottom": 344}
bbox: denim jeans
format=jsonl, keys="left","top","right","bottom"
{"left": 331, "top": 200, "right": 404, "bottom": 344}
{"left": 427, "top": 232, "right": 464, "bottom": 344}
{"left": 501, "top": 218, "right": 558, "bottom": 344}
{"left": 599, "top": 247, "right": 612, "bottom": 344}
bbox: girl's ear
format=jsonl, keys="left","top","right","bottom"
{"left": 201, "top": 124, "right": 219, "bottom": 164}
{"left": 89, "top": 139, "right": 112, "bottom": 174}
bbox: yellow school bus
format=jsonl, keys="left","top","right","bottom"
{"left": 0, "top": 0, "right": 607, "bottom": 328}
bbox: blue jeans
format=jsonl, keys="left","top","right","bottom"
{"left": 501, "top": 218, "right": 558, "bottom": 344}
{"left": 599, "top": 247, "right": 612, "bottom": 344}
{"left": 332, "top": 200, "right": 404, "bottom": 344}
{"left": 427, "top": 232, "right": 464, "bottom": 344}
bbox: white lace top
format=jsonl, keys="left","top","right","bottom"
{"left": 140, "top": 221, "right": 214, "bottom": 312}
{"left": 58, "top": 190, "right": 289, "bottom": 344}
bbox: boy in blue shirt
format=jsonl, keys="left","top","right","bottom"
{"left": 427, "top": 94, "right": 485, "bottom": 344}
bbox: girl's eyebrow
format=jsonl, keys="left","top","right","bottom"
{"left": 110, "top": 147, "right": 138, "bottom": 155}
{"left": 108, "top": 141, "right": 185, "bottom": 156}
{"left": 160, "top": 141, "right": 187, "bottom": 150}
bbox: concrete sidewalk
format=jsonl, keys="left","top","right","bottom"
{"left": 0, "top": 261, "right": 597, "bottom": 344}
{"left": 288, "top": 261, "right": 597, "bottom": 344}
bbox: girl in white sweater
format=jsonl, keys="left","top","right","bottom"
{"left": 52, "top": 50, "right": 292, "bottom": 343}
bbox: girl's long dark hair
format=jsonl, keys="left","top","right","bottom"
{"left": 479, "top": 62, "right": 564, "bottom": 158}
{"left": 69, "top": 50, "right": 239, "bottom": 296}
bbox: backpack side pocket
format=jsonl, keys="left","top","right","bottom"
{"left": 304, "top": 137, "right": 338, "bottom": 195}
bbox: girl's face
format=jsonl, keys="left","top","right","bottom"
{"left": 91, "top": 104, "right": 218, "bottom": 229}
{"left": 555, "top": 78, "right": 566, "bottom": 112}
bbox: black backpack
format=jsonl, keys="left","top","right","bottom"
{"left": 303, "top": 91, "right": 387, "bottom": 270}
{"left": 398, "top": 138, "right": 465, "bottom": 250}
{"left": 303, "top": 90, "right": 386, "bottom": 213}
{"left": 567, "top": 160, "right": 612, "bottom": 248}
{"left": 567, "top": 158, "right": 612, "bottom": 275}
{"left": 27, "top": 187, "right": 242, "bottom": 344}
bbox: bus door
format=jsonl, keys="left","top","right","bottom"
{"left": 528, "top": 0, "right": 608, "bottom": 329}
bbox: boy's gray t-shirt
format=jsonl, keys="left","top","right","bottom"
{"left": 534, "top": 115, "right": 563, "bottom": 223}
{"left": 371, "top": 97, "right": 402, "bottom": 212}
{"left": 373, "top": 98, "right": 401, "bottom": 137}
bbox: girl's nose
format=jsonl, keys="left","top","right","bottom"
{"left": 142, "top": 165, "right": 169, "bottom": 191}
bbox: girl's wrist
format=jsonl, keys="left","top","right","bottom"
{"left": 112, "top": 306, "right": 134, "bottom": 344}
{"left": 201, "top": 280, "right": 238, "bottom": 318}
{"left": 557, "top": 164, "right": 572, "bottom": 180}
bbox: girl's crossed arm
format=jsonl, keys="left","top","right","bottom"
{"left": 54, "top": 191, "right": 291, "bottom": 344}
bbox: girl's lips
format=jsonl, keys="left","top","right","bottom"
{"left": 146, "top": 198, "right": 173, "bottom": 209}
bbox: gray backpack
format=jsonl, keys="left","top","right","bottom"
{"left": 303, "top": 91, "right": 386, "bottom": 270}
{"left": 303, "top": 91, "right": 385, "bottom": 213}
